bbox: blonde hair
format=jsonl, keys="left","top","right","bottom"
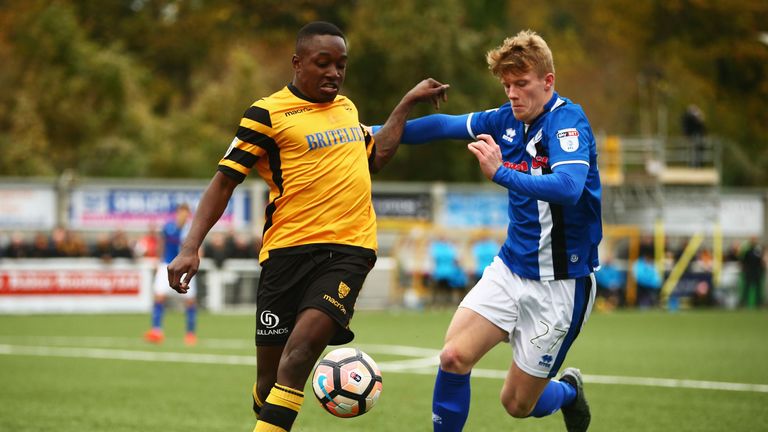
{"left": 486, "top": 30, "right": 554, "bottom": 78}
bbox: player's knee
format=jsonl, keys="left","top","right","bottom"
{"left": 500, "top": 395, "right": 534, "bottom": 418}
{"left": 439, "top": 346, "right": 472, "bottom": 374}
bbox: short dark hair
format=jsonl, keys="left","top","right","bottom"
{"left": 296, "top": 21, "right": 346, "bottom": 51}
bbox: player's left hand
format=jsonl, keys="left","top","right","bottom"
{"left": 405, "top": 78, "right": 450, "bottom": 110}
{"left": 467, "top": 134, "right": 503, "bottom": 180}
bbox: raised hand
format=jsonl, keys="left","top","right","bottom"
{"left": 404, "top": 78, "right": 450, "bottom": 110}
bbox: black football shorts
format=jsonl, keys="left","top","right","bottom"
{"left": 255, "top": 249, "right": 375, "bottom": 346}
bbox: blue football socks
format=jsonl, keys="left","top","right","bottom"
{"left": 432, "top": 368, "right": 471, "bottom": 432}
{"left": 529, "top": 379, "right": 577, "bottom": 418}
{"left": 185, "top": 304, "right": 197, "bottom": 333}
{"left": 151, "top": 301, "right": 164, "bottom": 329}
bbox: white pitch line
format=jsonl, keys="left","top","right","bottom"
{"left": 583, "top": 374, "right": 768, "bottom": 394}
{"left": 1, "top": 343, "right": 767, "bottom": 394}
{"left": 0, "top": 344, "right": 255, "bottom": 366}
{"left": 0, "top": 336, "right": 253, "bottom": 350}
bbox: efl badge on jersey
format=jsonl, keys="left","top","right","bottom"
{"left": 338, "top": 281, "right": 351, "bottom": 299}
{"left": 557, "top": 128, "right": 580, "bottom": 152}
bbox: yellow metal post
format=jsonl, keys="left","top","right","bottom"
{"left": 712, "top": 223, "right": 722, "bottom": 287}
{"left": 660, "top": 232, "right": 704, "bottom": 304}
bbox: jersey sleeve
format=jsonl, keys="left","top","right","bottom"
{"left": 371, "top": 114, "right": 473, "bottom": 144}
{"left": 467, "top": 106, "right": 506, "bottom": 139}
{"left": 545, "top": 105, "right": 593, "bottom": 170}
{"left": 369, "top": 103, "right": 508, "bottom": 144}
{"left": 362, "top": 123, "right": 377, "bottom": 170}
{"left": 492, "top": 163, "right": 588, "bottom": 205}
{"left": 217, "top": 104, "right": 271, "bottom": 183}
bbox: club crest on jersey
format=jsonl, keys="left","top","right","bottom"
{"left": 338, "top": 281, "right": 351, "bottom": 299}
{"left": 557, "top": 128, "right": 580, "bottom": 152}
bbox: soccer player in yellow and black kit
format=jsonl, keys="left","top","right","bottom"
{"left": 167, "top": 21, "right": 449, "bottom": 431}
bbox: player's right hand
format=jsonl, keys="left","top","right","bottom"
{"left": 467, "top": 134, "right": 503, "bottom": 180}
{"left": 167, "top": 251, "right": 199, "bottom": 294}
{"left": 406, "top": 78, "right": 450, "bottom": 110}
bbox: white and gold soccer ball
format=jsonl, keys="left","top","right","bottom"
{"left": 311, "top": 347, "right": 383, "bottom": 418}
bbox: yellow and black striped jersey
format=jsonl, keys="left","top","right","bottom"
{"left": 218, "top": 85, "right": 377, "bottom": 262}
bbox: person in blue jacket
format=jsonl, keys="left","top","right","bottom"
{"left": 376, "top": 30, "right": 600, "bottom": 432}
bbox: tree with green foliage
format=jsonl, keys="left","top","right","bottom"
{"left": 0, "top": 0, "right": 766, "bottom": 185}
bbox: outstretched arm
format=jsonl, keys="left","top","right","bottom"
{"left": 167, "top": 171, "right": 238, "bottom": 293}
{"left": 468, "top": 134, "right": 588, "bottom": 205}
{"left": 371, "top": 78, "right": 450, "bottom": 173}
{"left": 372, "top": 113, "right": 473, "bottom": 144}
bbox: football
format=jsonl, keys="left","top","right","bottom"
{"left": 311, "top": 347, "right": 383, "bottom": 418}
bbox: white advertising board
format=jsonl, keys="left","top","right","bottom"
{"left": 0, "top": 186, "right": 56, "bottom": 230}
{"left": 69, "top": 186, "right": 252, "bottom": 231}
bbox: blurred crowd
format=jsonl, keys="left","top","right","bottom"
{"left": 3, "top": 226, "right": 765, "bottom": 311}
{"left": 595, "top": 235, "right": 766, "bottom": 311}
{"left": 0, "top": 226, "right": 262, "bottom": 265}
{"left": 394, "top": 229, "right": 766, "bottom": 311}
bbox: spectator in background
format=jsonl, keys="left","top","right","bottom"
{"left": 134, "top": 221, "right": 160, "bottom": 260}
{"left": 50, "top": 226, "right": 68, "bottom": 257}
{"left": 205, "top": 230, "right": 261, "bottom": 305}
{"left": 725, "top": 241, "right": 742, "bottom": 263}
{"left": 0, "top": 231, "right": 7, "bottom": 258}
{"left": 226, "top": 231, "right": 257, "bottom": 259}
{"left": 594, "top": 256, "right": 625, "bottom": 310}
{"left": 90, "top": 231, "right": 134, "bottom": 262}
{"left": 60, "top": 229, "right": 89, "bottom": 258}
{"left": 29, "top": 232, "right": 54, "bottom": 258}
{"left": 204, "top": 231, "right": 230, "bottom": 269}
{"left": 91, "top": 232, "right": 114, "bottom": 262}
{"left": 681, "top": 104, "right": 707, "bottom": 168}
{"left": 740, "top": 237, "right": 765, "bottom": 309}
{"left": 144, "top": 203, "right": 198, "bottom": 346}
{"left": 634, "top": 252, "right": 662, "bottom": 308}
{"left": 110, "top": 230, "right": 134, "bottom": 259}
{"left": 689, "top": 248, "right": 714, "bottom": 307}
{"left": 470, "top": 230, "right": 500, "bottom": 285}
{"left": 429, "top": 235, "right": 466, "bottom": 306}
{"left": 639, "top": 234, "right": 654, "bottom": 260}
{"left": 4, "top": 231, "right": 29, "bottom": 258}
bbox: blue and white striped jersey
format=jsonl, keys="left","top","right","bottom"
{"left": 467, "top": 93, "right": 602, "bottom": 280}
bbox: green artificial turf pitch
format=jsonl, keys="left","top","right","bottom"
{"left": 0, "top": 309, "right": 766, "bottom": 431}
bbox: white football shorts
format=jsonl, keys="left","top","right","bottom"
{"left": 153, "top": 263, "right": 197, "bottom": 297}
{"left": 459, "top": 256, "right": 595, "bottom": 378}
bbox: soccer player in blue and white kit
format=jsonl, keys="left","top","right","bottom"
{"left": 144, "top": 203, "right": 199, "bottom": 346}
{"left": 386, "top": 30, "right": 601, "bottom": 431}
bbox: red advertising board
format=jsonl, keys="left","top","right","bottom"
{"left": 0, "top": 270, "right": 141, "bottom": 296}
